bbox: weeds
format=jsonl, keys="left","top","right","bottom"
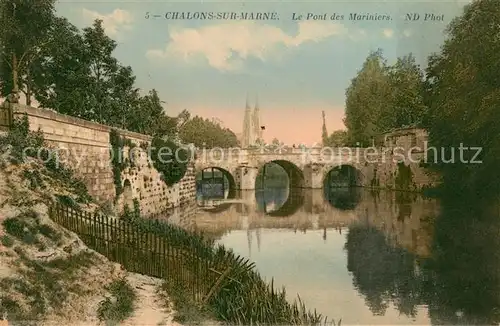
{"left": 2, "top": 210, "right": 63, "bottom": 247}
{"left": 0, "top": 235, "right": 14, "bottom": 247}
{"left": 97, "top": 278, "right": 136, "bottom": 326}
{"left": 118, "top": 213, "right": 333, "bottom": 325}
{"left": 0, "top": 115, "right": 92, "bottom": 204}
{"left": 158, "top": 279, "right": 215, "bottom": 325}
{"left": 0, "top": 250, "right": 98, "bottom": 325}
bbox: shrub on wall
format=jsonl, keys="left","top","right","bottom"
{"left": 149, "top": 136, "right": 190, "bottom": 186}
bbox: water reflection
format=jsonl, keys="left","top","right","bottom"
{"left": 170, "top": 188, "right": 500, "bottom": 324}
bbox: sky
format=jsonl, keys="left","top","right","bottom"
{"left": 23, "top": 0, "right": 472, "bottom": 144}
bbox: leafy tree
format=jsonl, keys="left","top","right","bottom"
{"left": 179, "top": 115, "right": 239, "bottom": 148}
{"left": 325, "top": 130, "right": 347, "bottom": 147}
{"left": 29, "top": 16, "right": 88, "bottom": 109}
{"left": 344, "top": 51, "right": 428, "bottom": 146}
{"left": 0, "top": 0, "right": 57, "bottom": 100}
{"left": 384, "top": 54, "right": 427, "bottom": 129}
{"left": 344, "top": 50, "right": 391, "bottom": 146}
{"left": 424, "top": 0, "right": 500, "bottom": 197}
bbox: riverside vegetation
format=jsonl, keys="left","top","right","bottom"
{"left": 0, "top": 117, "right": 173, "bottom": 325}
{"left": 120, "top": 207, "right": 336, "bottom": 325}
{"left": 0, "top": 116, "right": 338, "bottom": 325}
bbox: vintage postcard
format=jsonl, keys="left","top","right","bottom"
{"left": 1, "top": 0, "right": 497, "bottom": 325}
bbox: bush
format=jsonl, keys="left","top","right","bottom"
{"left": 1, "top": 235, "right": 15, "bottom": 247}
{"left": 149, "top": 136, "right": 190, "bottom": 186}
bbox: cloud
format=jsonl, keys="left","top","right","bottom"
{"left": 146, "top": 21, "right": 347, "bottom": 71}
{"left": 82, "top": 8, "right": 133, "bottom": 37}
{"left": 382, "top": 28, "right": 394, "bottom": 38}
{"left": 349, "top": 29, "right": 367, "bottom": 41}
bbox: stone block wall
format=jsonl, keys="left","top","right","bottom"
{"left": 12, "top": 104, "right": 197, "bottom": 214}
{"left": 13, "top": 105, "right": 116, "bottom": 203}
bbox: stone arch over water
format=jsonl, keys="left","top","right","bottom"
{"left": 323, "top": 165, "right": 363, "bottom": 210}
{"left": 323, "top": 164, "right": 363, "bottom": 188}
{"left": 257, "top": 159, "right": 305, "bottom": 189}
{"left": 197, "top": 166, "right": 237, "bottom": 199}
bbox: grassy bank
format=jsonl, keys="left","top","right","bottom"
{"left": 0, "top": 116, "right": 136, "bottom": 325}
{"left": 120, "top": 213, "right": 334, "bottom": 325}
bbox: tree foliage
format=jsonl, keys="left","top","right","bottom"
{"left": 324, "top": 130, "right": 347, "bottom": 147}
{"left": 0, "top": 4, "right": 240, "bottom": 189}
{"left": 423, "top": 0, "right": 500, "bottom": 197}
{"left": 343, "top": 0, "right": 500, "bottom": 196}
{"left": 0, "top": 0, "right": 57, "bottom": 98}
{"left": 344, "top": 50, "right": 427, "bottom": 146}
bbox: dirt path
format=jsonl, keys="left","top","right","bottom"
{"left": 121, "top": 273, "right": 182, "bottom": 326}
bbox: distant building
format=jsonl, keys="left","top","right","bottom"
{"left": 241, "top": 94, "right": 263, "bottom": 148}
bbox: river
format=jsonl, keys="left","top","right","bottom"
{"left": 170, "top": 186, "right": 500, "bottom": 325}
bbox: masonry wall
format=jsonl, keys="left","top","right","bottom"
{"left": 370, "top": 128, "right": 441, "bottom": 191}
{"left": 12, "top": 104, "right": 197, "bottom": 215}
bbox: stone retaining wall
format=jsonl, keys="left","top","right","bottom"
{"left": 12, "top": 104, "right": 196, "bottom": 214}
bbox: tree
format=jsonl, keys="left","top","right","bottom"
{"left": 0, "top": 0, "right": 57, "bottom": 101}
{"left": 344, "top": 50, "right": 391, "bottom": 146}
{"left": 325, "top": 130, "right": 347, "bottom": 147}
{"left": 179, "top": 115, "right": 239, "bottom": 148}
{"left": 384, "top": 54, "right": 427, "bottom": 129}
{"left": 424, "top": 0, "right": 500, "bottom": 197}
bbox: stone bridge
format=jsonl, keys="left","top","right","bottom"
{"left": 195, "top": 143, "right": 438, "bottom": 191}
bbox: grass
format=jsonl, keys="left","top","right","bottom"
{"left": 0, "top": 235, "right": 14, "bottom": 248}
{"left": 97, "top": 278, "right": 137, "bottom": 326}
{"left": 2, "top": 210, "right": 63, "bottom": 250}
{"left": 158, "top": 279, "right": 216, "bottom": 325}
{"left": 51, "top": 204, "right": 336, "bottom": 325}
{"left": 116, "top": 213, "right": 334, "bottom": 325}
{"left": 0, "top": 249, "right": 96, "bottom": 325}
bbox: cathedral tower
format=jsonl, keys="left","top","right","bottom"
{"left": 242, "top": 94, "right": 254, "bottom": 148}
{"left": 252, "top": 94, "right": 262, "bottom": 143}
{"left": 241, "top": 93, "right": 262, "bottom": 148}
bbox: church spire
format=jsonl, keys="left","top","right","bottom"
{"left": 242, "top": 93, "right": 253, "bottom": 148}
{"left": 246, "top": 92, "right": 251, "bottom": 109}
{"left": 321, "top": 110, "right": 328, "bottom": 146}
{"left": 253, "top": 93, "right": 261, "bottom": 143}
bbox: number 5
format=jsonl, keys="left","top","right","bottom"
{"left": 145, "top": 12, "right": 149, "bottom": 19}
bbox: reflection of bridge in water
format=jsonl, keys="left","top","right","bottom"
{"left": 188, "top": 189, "right": 439, "bottom": 258}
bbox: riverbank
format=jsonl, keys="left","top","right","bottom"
{"left": 0, "top": 118, "right": 182, "bottom": 326}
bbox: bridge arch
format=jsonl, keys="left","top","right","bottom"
{"left": 323, "top": 165, "right": 363, "bottom": 210}
{"left": 323, "top": 164, "right": 363, "bottom": 188}
{"left": 196, "top": 167, "right": 237, "bottom": 213}
{"left": 257, "top": 160, "right": 304, "bottom": 189}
